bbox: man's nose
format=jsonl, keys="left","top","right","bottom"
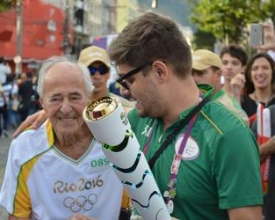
{"left": 60, "top": 101, "right": 72, "bottom": 113}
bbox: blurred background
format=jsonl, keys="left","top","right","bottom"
{"left": 1, "top": 0, "right": 275, "bottom": 218}
{"left": 0, "top": 0, "right": 274, "bottom": 80}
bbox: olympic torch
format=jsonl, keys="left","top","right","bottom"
{"left": 83, "top": 96, "right": 170, "bottom": 219}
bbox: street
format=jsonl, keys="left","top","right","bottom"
{"left": 0, "top": 131, "right": 12, "bottom": 218}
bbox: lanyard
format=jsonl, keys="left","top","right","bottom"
{"left": 143, "top": 121, "right": 157, "bottom": 155}
{"left": 142, "top": 96, "right": 210, "bottom": 214}
{"left": 164, "top": 113, "right": 198, "bottom": 214}
{"left": 142, "top": 109, "right": 199, "bottom": 214}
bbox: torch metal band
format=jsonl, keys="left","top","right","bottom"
{"left": 85, "top": 96, "right": 118, "bottom": 120}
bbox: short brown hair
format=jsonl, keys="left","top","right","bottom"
{"left": 108, "top": 12, "right": 192, "bottom": 79}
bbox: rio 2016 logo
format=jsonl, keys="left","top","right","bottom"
{"left": 53, "top": 176, "right": 104, "bottom": 194}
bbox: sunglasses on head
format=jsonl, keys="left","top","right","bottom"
{"left": 88, "top": 65, "right": 109, "bottom": 75}
{"left": 116, "top": 61, "right": 153, "bottom": 90}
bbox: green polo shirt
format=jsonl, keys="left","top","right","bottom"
{"left": 128, "top": 84, "right": 262, "bottom": 219}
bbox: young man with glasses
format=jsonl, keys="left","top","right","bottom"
{"left": 109, "top": 12, "right": 263, "bottom": 219}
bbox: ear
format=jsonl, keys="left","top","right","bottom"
{"left": 39, "top": 98, "right": 44, "bottom": 109}
{"left": 215, "top": 69, "right": 222, "bottom": 76}
{"left": 214, "top": 69, "right": 222, "bottom": 82}
{"left": 151, "top": 60, "right": 169, "bottom": 83}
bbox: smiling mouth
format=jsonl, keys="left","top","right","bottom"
{"left": 58, "top": 117, "right": 75, "bottom": 121}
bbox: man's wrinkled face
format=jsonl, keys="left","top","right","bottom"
{"left": 40, "top": 62, "right": 89, "bottom": 135}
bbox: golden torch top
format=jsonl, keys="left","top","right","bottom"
{"left": 85, "top": 96, "right": 118, "bottom": 120}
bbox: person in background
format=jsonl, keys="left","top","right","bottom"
{"left": 78, "top": 45, "right": 134, "bottom": 219}
{"left": 0, "top": 82, "right": 7, "bottom": 137}
{"left": 109, "top": 12, "right": 263, "bottom": 219}
{"left": 251, "top": 104, "right": 275, "bottom": 220}
{"left": 0, "top": 83, "right": 5, "bottom": 103}
{"left": 18, "top": 72, "right": 36, "bottom": 122}
{"left": 0, "top": 57, "right": 11, "bottom": 84}
{"left": 0, "top": 74, "right": 13, "bottom": 137}
{"left": 247, "top": 22, "right": 275, "bottom": 220}
{"left": 241, "top": 52, "right": 275, "bottom": 119}
{"left": 7, "top": 74, "right": 20, "bottom": 130}
{"left": 192, "top": 49, "right": 248, "bottom": 122}
{"left": 220, "top": 44, "right": 247, "bottom": 104}
{"left": 78, "top": 45, "right": 134, "bottom": 112}
{"left": 0, "top": 56, "right": 123, "bottom": 220}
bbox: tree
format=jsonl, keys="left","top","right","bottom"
{"left": 187, "top": 0, "right": 267, "bottom": 44}
{"left": 192, "top": 29, "right": 216, "bottom": 50}
{"left": 261, "top": 0, "right": 275, "bottom": 26}
{"left": 0, "top": 0, "right": 14, "bottom": 12}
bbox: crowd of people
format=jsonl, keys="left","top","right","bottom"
{"left": 0, "top": 11, "right": 275, "bottom": 220}
{"left": 0, "top": 64, "right": 41, "bottom": 138}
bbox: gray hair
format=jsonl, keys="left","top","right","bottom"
{"left": 37, "top": 56, "right": 93, "bottom": 97}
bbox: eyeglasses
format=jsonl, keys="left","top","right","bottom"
{"left": 116, "top": 61, "right": 153, "bottom": 89}
{"left": 88, "top": 65, "right": 109, "bottom": 75}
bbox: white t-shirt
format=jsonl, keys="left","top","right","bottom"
{"left": 0, "top": 121, "right": 123, "bottom": 220}
{"left": 0, "top": 63, "right": 11, "bottom": 84}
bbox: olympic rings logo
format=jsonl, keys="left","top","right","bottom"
{"left": 63, "top": 194, "right": 98, "bottom": 212}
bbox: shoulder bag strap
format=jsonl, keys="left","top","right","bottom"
{"left": 148, "top": 96, "right": 211, "bottom": 169}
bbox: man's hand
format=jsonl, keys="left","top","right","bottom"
{"left": 68, "top": 214, "right": 96, "bottom": 220}
{"left": 230, "top": 73, "right": 245, "bottom": 103}
{"left": 12, "top": 110, "right": 47, "bottom": 138}
{"left": 259, "top": 136, "right": 275, "bottom": 162}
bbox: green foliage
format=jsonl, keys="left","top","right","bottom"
{"left": 187, "top": 0, "right": 270, "bottom": 44}
{"left": 0, "top": 0, "right": 14, "bottom": 12}
{"left": 261, "top": 0, "right": 275, "bottom": 25}
{"left": 192, "top": 29, "right": 216, "bottom": 50}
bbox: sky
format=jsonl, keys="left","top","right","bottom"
{"left": 138, "top": 0, "right": 194, "bottom": 29}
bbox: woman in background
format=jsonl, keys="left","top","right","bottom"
{"left": 241, "top": 52, "right": 275, "bottom": 121}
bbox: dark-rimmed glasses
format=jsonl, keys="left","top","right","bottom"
{"left": 116, "top": 61, "right": 153, "bottom": 89}
{"left": 88, "top": 65, "right": 109, "bottom": 75}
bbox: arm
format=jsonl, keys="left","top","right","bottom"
{"left": 228, "top": 206, "right": 262, "bottom": 220}
{"left": 259, "top": 136, "right": 275, "bottom": 162}
{"left": 0, "top": 91, "right": 6, "bottom": 104}
{"left": 12, "top": 110, "right": 47, "bottom": 138}
{"left": 230, "top": 73, "right": 245, "bottom": 104}
{"left": 0, "top": 84, "right": 6, "bottom": 104}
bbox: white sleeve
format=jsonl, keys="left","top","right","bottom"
{"left": 0, "top": 140, "right": 21, "bottom": 214}
{"left": 5, "top": 64, "right": 11, "bottom": 75}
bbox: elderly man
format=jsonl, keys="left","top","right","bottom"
{"left": 0, "top": 56, "right": 123, "bottom": 220}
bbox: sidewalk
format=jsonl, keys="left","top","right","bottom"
{"left": 0, "top": 130, "right": 12, "bottom": 218}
